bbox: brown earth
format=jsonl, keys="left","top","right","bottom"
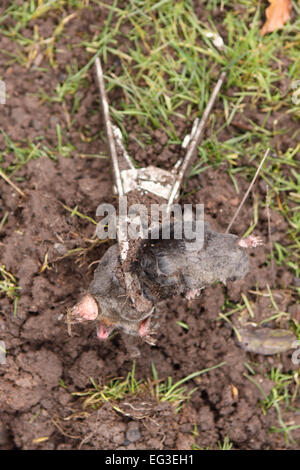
{"left": 0, "top": 1, "right": 299, "bottom": 450}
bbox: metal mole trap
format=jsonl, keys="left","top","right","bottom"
{"left": 95, "top": 57, "right": 226, "bottom": 208}
{"left": 113, "top": 124, "right": 178, "bottom": 200}
{"left": 121, "top": 166, "right": 176, "bottom": 200}
{"left": 94, "top": 57, "right": 225, "bottom": 312}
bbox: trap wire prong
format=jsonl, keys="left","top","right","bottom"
{"left": 225, "top": 148, "right": 270, "bottom": 234}
{"left": 167, "top": 71, "right": 226, "bottom": 211}
{"left": 94, "top": 58, "right": 130, "bottom": 263}
{"left": 95, "top": 57, "right": 152, "bottom": 313}
{"left": 95, "top": 57, "right": 124, "bottom": 197}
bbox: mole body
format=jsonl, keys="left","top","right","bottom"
{"left": 72, "top": 222, "right": 253, "bottom": 343}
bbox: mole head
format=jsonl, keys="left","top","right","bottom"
{"left": 214, "top": 233, "right": 263, "bottom": 283}
{"left": 200, "top": 229, "right": 252, "bottom": 285}
{"left": 223, "top": 235, "right": 250, "bottom": 282}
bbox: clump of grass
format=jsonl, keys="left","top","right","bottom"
{"left": 0, "top": 265, "right": 20, "bottom": 298}
{"left": 261, "top": 367, "right": 300, "bottom": 445}
{"left": 0, "top": 0, "right": 88, "bottom": 67}
{"left": 245, "top": 365, "right": 300, "bottom": 445}
{"left": 0, "top": 131, "right": 57, "bottom": 175}
{"left": 265, "top": 367, "right": 299, "bottom": 408}
{"left": 73, "top": 362, "right": 142, "bottom": 410}
{"left": 0, "top": 265, "right": 21, "bottom": 316}
{"left": 151, "top": 361, "right": 226, "bottom": 412}
{"left": 218, "top": 435, "right": 233, "bottom": 450}
{"left": 73, "top": 360, "right": 226, "bottom": 414}
{"left": 192, "top": 433, "right": 233, "bottom": 450}
{"left": 0, "top": 129, "right": 101, "bottom": 176}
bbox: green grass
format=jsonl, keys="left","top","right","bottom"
{"left": 192, "top": 432, "right": 233, "bottom": 450}
{"left": 0, "top": 129, "right": 105, "bottom": 177}
{"left": 151, "top": 360, "right": 225, "bottom": 412}
{"left": 0, "top": 131, "right": 57, "bottom": 176}
{"left": 72, "top": 360, "right": 225, "bottom": 414}
{"left": 1, "top": 1, "right": 299, "bottom": 274}
{"left": 0, "top": 265, "right": 21, "bottom": 316}
{"left": 0, "top": 264, "right": 20, "bottom": 298}
{"left": 245, "top": 364, "right": 300, "bottom": 445}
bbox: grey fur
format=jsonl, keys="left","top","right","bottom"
{"left": 88, "top": 222, "right": 249, "bottom": 337}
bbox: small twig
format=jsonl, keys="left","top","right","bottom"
{"left": 95, "top": 58, "right": 147, "bottom": 312}
{"left": 0, "top": 168, "right": 25, "bottom": 197}
{"left": 78, "top": 410, "right": 101, "bottom": 449}
{"left": 225, "top": 148, "right": 270, "bottom": 234}
{"left": 266, "top": 184, "right": 276, "bottom": 285}
{"left": 51, "top": 417, "right": 81, "bottom": 440}
{"left": 167, "top": 71, "right": 226, "bottom": 210}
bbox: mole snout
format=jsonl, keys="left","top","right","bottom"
{"left": 225, "top": 244, "right": 250, "bottom": 282}
{"left": 223, "top": 233, "right": 263, "bottom": 283}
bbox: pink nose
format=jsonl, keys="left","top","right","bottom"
{"left": 138, "top": 316, "right": 151, "bottom": 337}
{"left": 238, "top": 235, "right": 263, "bottom": 248}
{"left": 97, "top": 322, "right": 113, "bottom": 340}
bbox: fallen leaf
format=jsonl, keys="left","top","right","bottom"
{"left": 261, "top": 0, "right": 292, "bottom": 36}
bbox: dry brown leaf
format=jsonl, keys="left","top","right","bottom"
{"left": 261, "top": 0, "right": 292, "bottom": 36}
